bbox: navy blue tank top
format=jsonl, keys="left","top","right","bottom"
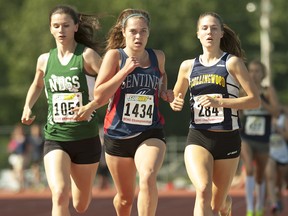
{"left": 189, "top": 53, "right": 241, "bottom": 130}
{"left": 241, "top": 92, "right": 272, "bottom": 142}
{"left": 104, "top": 48, "right": 165, "bottom": 139}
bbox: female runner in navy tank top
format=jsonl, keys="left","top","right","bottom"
{"left": 73, "top": 8, "right": 174, "bottom": 216}
{"left": 170, "top": 12, "right": 260, "bottom": 216}
{"left": 240, "top": 60, "right": 280, "bottom": 216}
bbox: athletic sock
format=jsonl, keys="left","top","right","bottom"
{"left": 245, "top": 175, "right": 255, "bottom": 212}
{"left": 255, "top": 181, "right": 266, "bottom": 211}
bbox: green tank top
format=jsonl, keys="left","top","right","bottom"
{"left": 43, "top": 43, "right": 99, "bottom": 141}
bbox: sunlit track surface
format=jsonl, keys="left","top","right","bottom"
{"left": 0, "top": 187, "right": 287, "bottom": 216}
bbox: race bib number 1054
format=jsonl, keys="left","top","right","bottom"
{"left": 52, "top": 93, "right": 83, "bottom": 123}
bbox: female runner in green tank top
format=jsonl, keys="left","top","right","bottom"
{"left": 21, "top": 5, "right": 102, "bottom": 216}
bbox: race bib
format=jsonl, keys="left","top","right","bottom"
{"left": 52, "top": 92, "right": 82, "bottom": 123}
{"left": 244, "top": 116, "right": 265, "bottom": 136}
{"left": 122, "top": 94, "right": 154, "bottom": 126}
{"left": 269, "top": 133, "right": 288, "bottom": 163}
{"left": 193, "top": 94, "right": 224, "bottom": 124}
{"left": 270, "top": 133, "right": 287, "bottom": 149}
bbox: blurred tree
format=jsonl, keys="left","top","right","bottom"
{"left": 0, "top": 0, "right": 287, "bottom": 136}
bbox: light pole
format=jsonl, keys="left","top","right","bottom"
{"left": 260, "top": 0, "right": 272, "bottom": 86}
{"left": 246, "top": 1, "right": 272, "bottom": 86}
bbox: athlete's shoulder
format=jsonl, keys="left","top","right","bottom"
{"left": 37, "top": 53, "right": 49, "bottom": 66}
{"left": 226, "top": 53, "right": 247, "bottom": 77}
{"left": 149, "top": 48, "right": 163, "bottom": 54}
{"left": 180, "top": 59, "right": 195, "bottom": 71}
{"left": 104, "top": 49, "right": 121, "bottom": 59}
{"left": 35, "top": 52, "right": 49, "bottom": 74}
{"left": 149, "top": 49, "right": 164, "bottom": 58}
{"left": 226, "top": 53, "right": 242, "bottom": 65}
{"left": 83, "top": 46, "right": 96, "bottom": 55}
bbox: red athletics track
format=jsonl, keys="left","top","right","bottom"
{"left": 0, "top": 187, "right": 287, "bottom": 216}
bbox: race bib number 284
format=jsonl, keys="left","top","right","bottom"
{"left": 193, "top": 94, "right": 224, "bottom": 124}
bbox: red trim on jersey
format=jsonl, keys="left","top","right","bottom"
{"left": 104, "top": 88, "right": 121, "bottom": 133}
{"left": 155, "top": 89, "right": 165, "bottom": 125}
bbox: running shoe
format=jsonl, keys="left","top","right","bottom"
{"left": 255, "top": 210, "right": 263, "bottom": 216}
{"left": 246, "top": 211, "right": 253, "bottom": 216}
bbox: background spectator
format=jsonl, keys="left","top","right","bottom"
{"left": 28, "top": 123, "right": 44, "bottom": 190}
{"left": 7, "top": 123, "right": 29, "bottom": 192}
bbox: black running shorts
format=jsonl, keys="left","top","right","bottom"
{"left": 186, "top": 128, "right": 241, "bottom": 160}
{"left": 105, "top": 129, "right": 166, "bottom": 158}
{"left": 44, "top": 136, "right": 102, "bottom": 164}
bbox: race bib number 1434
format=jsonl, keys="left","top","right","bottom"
{"left": 122, "top": 94, "right": 154, "bottom": 126}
